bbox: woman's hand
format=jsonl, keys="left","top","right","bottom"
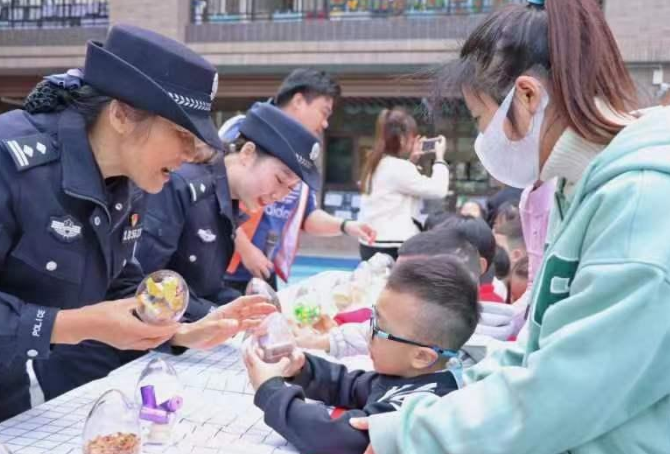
{"left": 216, "top": 295, "right": 278, "bottom": 331}
{"left": 54, "top": 298, "right": 179, "bottom": 350}
{"left": 409, "top": 135, "right": 425, "bottom": 163}
{"left": 344, "top": 221, "right": 377, "bottom": 244}
{"left": 434, "top": 135, "right": 447, "bottom": 161}
{"left": 171, "top": 318, "right": 240, "bottom": 350}
{"left": 171, "top": 295, "right": 277, "bottom": 349}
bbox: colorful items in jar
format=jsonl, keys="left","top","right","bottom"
{"left": 136, "top": 270, "right": 189, "bottom": 325}
{"left": 84, "top": 433, "right": 141, "bottom": 454}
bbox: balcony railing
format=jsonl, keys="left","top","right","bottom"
{"left": 193, "top": 0, "right": 521, "bottom": 23}
{"left": 0, "top": 0, "right": 108, "bottom": 29}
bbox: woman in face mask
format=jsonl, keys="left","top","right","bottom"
{"left": 351, "top": 1, "right": 670, "bottom": 454}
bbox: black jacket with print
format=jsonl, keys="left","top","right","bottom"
{"left": 254, "top": 353, "right": 459, "bottom": 454}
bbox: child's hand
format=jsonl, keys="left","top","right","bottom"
{"left": 243, "top": 344, "right": 306, "bottom": 391}
{"left": 292, "top": 325, "right": 330, "bottom": 351}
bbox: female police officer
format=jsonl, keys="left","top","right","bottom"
{"left": 137, "top": 102, "right": 322, "bottom": 316}
{"left": 0, "top": 24, "right": 273, "bottom": 421}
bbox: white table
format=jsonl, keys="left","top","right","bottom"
{"left": 0, "top": 341, "right": 298, "bottom": 454}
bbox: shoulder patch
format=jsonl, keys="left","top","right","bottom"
{"left": 2, "top": 134, "right": 57, "bottom": 171}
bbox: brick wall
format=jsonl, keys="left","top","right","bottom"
{"left": 109, "top": 0, "right": 189, "bottom": 42}
{"left": 0, "top": 26, "right": 106, "bottom": 47}
{"left": 605, "top": 0, "right": 670, "bottom": 64}
{"left": 1, "top": 0, "right": 668, "bottom": 88}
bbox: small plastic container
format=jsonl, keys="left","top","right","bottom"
{"left": 331, "top": 281, "right": 353, "bottom": 311}
{"left": 245, "top": 278, "right": 281, "bottom": 311}
{"left": 367, "top": 253, "right": 395, "bottom": 278}
{"left": 350, "top": 261, "right": 372, "bottom": 307}
{"left": 82, "top": 389, "right": 141, "bottom": 454}
{"left": 255, "top": 312, "right": 296, "bottom": 363}
{"left": 135, "top": 358, "right": 183, "bottom": 449}
{"left": 136, "top": 270, "right": 189, "bottom": 325}
{"left": 292, "top": 286, "right": 321, "bottom": 327}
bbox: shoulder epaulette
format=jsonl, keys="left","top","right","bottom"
{"left": 185, "top": 175, "right": 215, "bottom": 204}
{"left": 1, "top": 134, "right": 58, "bottom": 171}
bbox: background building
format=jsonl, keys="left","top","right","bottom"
{"left": 0, "top": 0, "right": 667, "bottom": 221}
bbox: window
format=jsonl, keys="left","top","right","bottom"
{"left": 325, "top": 136, "right": 356, "bottom": 187}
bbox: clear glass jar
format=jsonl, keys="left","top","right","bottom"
{"left": 246, "top": 277, "right": 281, "bottom": 310}
{"left": 254, "top": 312, "right": 296, "bottom": 363}
{"left": 82, "top": 389, "right": 141, "bottom": 454}
{"left": 135, "top": 358, "right": 183, "bottom": 449}
{"left": 136, "top": 270, "right": 189, "bottom": 325}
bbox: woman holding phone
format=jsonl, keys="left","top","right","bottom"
{"left": 358, "top": 108, "right": 449, "bottom": 260}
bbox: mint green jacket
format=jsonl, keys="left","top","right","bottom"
{"left": 369, "top": 107, "right": 670, "bottom": 454}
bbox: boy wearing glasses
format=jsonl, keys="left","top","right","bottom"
{"left": 243, "top": 254, "right": 479, "bottom": 454}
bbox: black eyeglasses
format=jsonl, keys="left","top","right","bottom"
{"left": 369, "top": 307, "right": 458, "bottom": 359}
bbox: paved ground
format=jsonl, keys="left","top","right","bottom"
{"left": 297, "top": 233, "right": 360, "bottom": 259}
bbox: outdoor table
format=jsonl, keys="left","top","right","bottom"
{"left": 0, "top": 340, "right": 299, "bottom": 454}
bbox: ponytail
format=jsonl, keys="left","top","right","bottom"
{"left": 360, "top": 108, "right": 417, "bottom": 194}
{"left": 545, "top": 0, "right": 636, "bottom": 143}
{"left": 444, "top": 0, "right": 637, "bottom": 145}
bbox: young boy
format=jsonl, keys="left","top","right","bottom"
{"left": 243, "top": 255, "right": 479, "bottom": 454}
{"left": 291, "top": 226, "right": 481, "bottom": 357}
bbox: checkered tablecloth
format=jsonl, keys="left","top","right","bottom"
{"left": 0, "top": 340, "right": 298, "bottom": 454}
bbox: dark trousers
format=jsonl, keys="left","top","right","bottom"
{"left": 0, "top": 359, "right": 31, "bottom": 422}
{"left": 359, "top": 244, "right": 399, "bottom": 262}
{"left": 33, "top": 341, "right": 144, "bottom": 402}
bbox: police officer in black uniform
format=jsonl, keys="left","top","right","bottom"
{"left": 138, "top": 103, "right": 322, "bottom": 319}
{"left": 31, "top": 104, "right": 318, "bottom": 403}
{"left": 0, "top": 24, "right": 274, "bottom": 421}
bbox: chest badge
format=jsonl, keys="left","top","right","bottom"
{"left": 197, "top": 229, "right": 216, "bottom": 243}
{"left": 123, "top": 213, "right": 143, "bottom": 243}
{"left": 48, "top": 215, "right": 83, "bottom": 243}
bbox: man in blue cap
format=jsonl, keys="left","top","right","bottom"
{"left": 224, "top": 69, "right": 376, "bottom": 292}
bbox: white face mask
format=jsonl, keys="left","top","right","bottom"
{"left": 473, "top": 87, "right": 549, "bottom": 189}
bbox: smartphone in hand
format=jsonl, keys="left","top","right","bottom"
{"left": 421, "top": 137, "right": 440, "bottom": 152}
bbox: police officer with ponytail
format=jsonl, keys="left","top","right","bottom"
{"left": 0, "top": 24, "right": 274, "bottom": 421}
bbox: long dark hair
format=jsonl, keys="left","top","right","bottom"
{"left": 437, "top": 0, "right": 637, "bottom": 145}
{"left": 360, "top": 108, "right": 417, "bottom": 194}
